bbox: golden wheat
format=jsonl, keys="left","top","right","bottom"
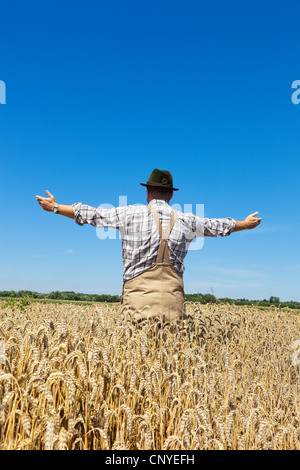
{"left": 0, "top": 300, "right": 299, "bottom": 450}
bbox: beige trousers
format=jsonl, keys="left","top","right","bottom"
{"left": 121, "top": 205, "right": 187, "bottom": 322}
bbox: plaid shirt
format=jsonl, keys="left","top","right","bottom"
{"left": 72, "top": 199, "right": 236, "bottom": 281}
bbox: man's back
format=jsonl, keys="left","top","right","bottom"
{"left": 72, "top": 198, "right": 236, "bottom": 281}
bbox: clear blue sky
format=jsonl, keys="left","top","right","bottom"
{"left": 1, "top": 0, "right": 299, "bottom": 301}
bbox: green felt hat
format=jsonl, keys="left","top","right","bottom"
{"left": 140, "top": 169, "right": 179, "bottom": 191}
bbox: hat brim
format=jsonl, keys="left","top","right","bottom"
{"left": 140, "top": 183, "right": 179, "bottom": 191}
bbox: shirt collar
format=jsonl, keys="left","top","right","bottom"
{"left": 148, "top": 198, "right": 170, "bottom": 205}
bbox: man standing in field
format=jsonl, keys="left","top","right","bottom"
{"left": 36, "top": 169, "right": 261, "bottom": 321}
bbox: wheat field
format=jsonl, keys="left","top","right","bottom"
{"left": 0, "top": 300, "right": 299, "bottom": 450}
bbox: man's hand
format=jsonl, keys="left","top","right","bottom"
{"left": 36, "top": 190, "right": 57, "bottom": 212}
{"left": 232, "top": 211, "right": 262, "bottom": 232}
{"left": 244, "top": 211, "right": 262, "bottom": 229}
{"left": 35, "top": 191, "right": 75, "bottom": 219}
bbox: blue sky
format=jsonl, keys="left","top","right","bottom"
{"left": 0, "top": 0, "right": 299, "bottom": 301}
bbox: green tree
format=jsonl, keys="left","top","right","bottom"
{"left": 269, "top": 296, "right": 280, "bottom": 304}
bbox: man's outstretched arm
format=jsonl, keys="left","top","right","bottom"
{"left": 232, "top": 211, "right": 262, "bottom": 232}
{"left": 195, "top": 211, "right": 262, "bottom": 237}
{"left": 36, "top": 191, "right": 127, "bottom": 229}
{"left": 36, "top": 190, "right": 75, "bottom": 219}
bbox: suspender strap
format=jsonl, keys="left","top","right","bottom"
{"left": 157, "top": 211, "right": 175, "bottom": 263}
{"left": 148, "top": 205, "right": 178, "bottom": 263}
{"left": 148, "top": 205, "right": 163, "bottom": 239}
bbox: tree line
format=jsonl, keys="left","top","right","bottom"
{"left": 0, "top": 290, "right": 299, "bottom": 310}
{"left": 0, "top": 290, "right": 120, "bottom": 303}
{"left": 184, "top": 294, "right": 300, "bottom": 310}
